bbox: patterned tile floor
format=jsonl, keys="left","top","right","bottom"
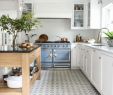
{"left": 31, "top": 69, "right": 100, "bottom": 95}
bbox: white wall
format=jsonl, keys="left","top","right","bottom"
{"left": 24, "top": 19, "right": 99, "bottom": 43}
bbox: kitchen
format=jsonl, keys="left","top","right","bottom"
{"left": 0, "top": 0, "right": 113, "bottom": 95}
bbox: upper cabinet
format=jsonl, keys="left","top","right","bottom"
{"left": 18, "top": 0, "right": 35, "bottom": 15}
{"left": 71, "top": 0, "right": 86, "bottom": 29}
{"left": 88, "top": 0, "right": 102, "bottom": 29}
{"left": 35, "top": 0, "right": 73, "bottom": 18}
{"left": 102, "top": 0, "right": 113, "bottom": 7}
{"left": 102, "top": 2, "right": 113, "bottom": 31}
{"left": 71, "top": 0, "right": 102, "bottom": 29}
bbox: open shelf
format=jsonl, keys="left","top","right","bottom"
{"left": 30, "top": 70, "right": 40, "bottom": 86}
{"left": 0, "top": 70, "right": 40, "bottom": 95}
{"left": 0, "top": 86, "right": 21, "bottom": 95}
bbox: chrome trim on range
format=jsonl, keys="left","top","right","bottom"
{"left": 36, "top": 43, "right": 71, "bottom": 69}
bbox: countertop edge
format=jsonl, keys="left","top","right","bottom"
{"left": 72, "top": 43, "right": 113, "bottom": 55}
{"left": 0, "top": 46, "right": 41, "bottom": 53}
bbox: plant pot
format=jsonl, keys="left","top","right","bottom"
{"left": 107, "top": 39, "right": 113, "bottom": 47}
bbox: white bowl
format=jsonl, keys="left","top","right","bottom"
{"left": 4, "top": 76, "right": 22, "bottom": 88}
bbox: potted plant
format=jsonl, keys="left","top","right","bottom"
{"left": 0, "top": 13, "right": 40, "bottom": 49}
{"left": 104, "top": 31, "right": 113, "bottom": 47}
{"left": 20, "top": 13, "right": 40, "bottom": 42}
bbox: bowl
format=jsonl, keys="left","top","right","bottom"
{"left": 4, "top": 76, "right": 22, "bottom": 88}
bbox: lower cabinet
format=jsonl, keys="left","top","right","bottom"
{"left": 101, "top": 53, "right": 113, "bottom": 95}
{"left": 85, "top": 47, "right": 92, "bottom": 80}
{"left": 71, "top": 44, "right": 80, "bottom": 69}
{"left": 75, "top": 44, "right": 113, "bottom": 95}
{"left": 79, "top": 46, "right": 85, "bottom": 71}
{"left": 92, "top": 50, "right": 101, "bottom": 92}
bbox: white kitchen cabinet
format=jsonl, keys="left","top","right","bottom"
{"left": 71, "top": 43, "right": 82, "bottom": 69}
{"left": 18, "top": 0, "right": 36, "bottom": 15}
{"left": 92, "top": 49, "right": 101, "bottom": 92}
{"left": 79, "top": 46, "right": 84, "bottom": 71}
{"left": 71, "top": 44, "right": 80, "bottom": 69}
{"left": 76, "top": 44, "right": 113, "bottom": 95}
{"left": 35, "top": 0, "right": 72, "bottom": 18}
{"left": 102, "top": 3, "right": 113, "bottom": 30}
{"left": 71, "top": 43, "right": 78, "bottom": 69}
{"left": 71, "top": 0, "right": 102, "bottom": 29}
{"left": 87, "top": 0, "right": 102, "bottom": 29}
{"left": 79, "top": 46, "right": 92, "bottom": 80}
{"left": 85, "top": 47, "right": 92, "bottom": 80}
{"left": 82, "top": 47, "right": 87, "bottom": 74}
{"left": 102, "top": 0, "right": 113, "bottom": 7}
{"left": 101, "top": 52, "right": 113, "bottom": 95}
{"left": 71, "top": 0, "right": 87, "bottom": 29}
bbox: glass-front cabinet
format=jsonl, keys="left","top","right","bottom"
{"left": 71, "top": 0, "right": 86, "bottom": 29}
{"left": 71, "top": 3, "right": 85, "bottom": 29}
{"left": 74, "top": 4, "right": 84, "bottom": 28}
{"left": 71, "top": 0, "right": 102, "bottom": 29}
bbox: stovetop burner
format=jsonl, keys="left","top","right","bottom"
{"left": 35, "top": 40, "right": 70, "bottom": 43}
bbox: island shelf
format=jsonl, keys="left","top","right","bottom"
{"left": 0, "top": 46, "right": 41, "bottom": 95}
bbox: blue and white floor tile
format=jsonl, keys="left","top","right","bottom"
{"left": 31, "top": 69, "right": 100, "bottom": 95}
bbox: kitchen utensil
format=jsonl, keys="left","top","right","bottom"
{"left": 57, "top": 36, "right": 68, "bottom": 42}
{"left": 39, "top": 34, "right": 48, "bottom": 42}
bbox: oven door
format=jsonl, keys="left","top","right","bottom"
{"left": 53, "top": 49, "right": 71, "bottom": 67}
{"left": 41, "top": 48, "right": 53, "bottom": 67}
{"left": 53, "top": 49, "right": 71, "bottom": 62}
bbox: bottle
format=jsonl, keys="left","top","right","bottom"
{"left": 76, "top": 35, "right": 78, "bottom": 42}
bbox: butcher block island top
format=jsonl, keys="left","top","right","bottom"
{"left": 0, "top": 46, "right": 41, "bottom": 95}
{"left": 0, "top": 45, "right": 40, "bottom": 53}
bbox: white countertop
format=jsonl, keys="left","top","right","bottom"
{"left": 72, "top": 43, "right": 113, "bottom": 54}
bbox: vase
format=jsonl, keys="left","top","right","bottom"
{"left": 107, "top": 39, "right": 113, "bottom": 47}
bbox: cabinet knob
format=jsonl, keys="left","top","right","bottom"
{"left": 99, "top": 57, "right": 101, "bottom": 59}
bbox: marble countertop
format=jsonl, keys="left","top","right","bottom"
{"left": 0, "top": 45, "right": 40, "bottom": 53}
{"left": 73, "top": 42, "right": 113, "bottom": 54}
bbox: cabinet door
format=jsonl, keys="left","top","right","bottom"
{"left": 71, "top": 3, "right": 86, "bottom": 29}
{"left": 78, "top": 47, "right": 82, "bottom": 70}
{"left": 90, "top": 0, "right": 101, "bottom": 29}
{"left": 80, "top": 48, "right": 84, "bottom": 71}
{"left": 92, "top": 50, "right": 101, "bottom": 92}
{"left": 82, "top": 48, "right": 87, "bottom": 73}
{"left": 101, "top": 53, "right": 113, "bottom": 95}
{"left": 71, "top": 46, "right": 80, "bottom": 69}
{"left": 86, "top": 48, "right": 92, "bottom": 80}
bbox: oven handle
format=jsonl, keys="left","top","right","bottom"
{"left": 48, "top": 53, "right": 52, "bottom": 58}
{"left": 53, "top": 54, "right": 57, "bottom": 57}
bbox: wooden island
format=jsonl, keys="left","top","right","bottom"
{"left": 0, "top": 45, "right": 41, "bottom": 95}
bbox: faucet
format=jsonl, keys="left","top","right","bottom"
{"left": 96, "top": 28, "right": 109, "bottom": 43}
